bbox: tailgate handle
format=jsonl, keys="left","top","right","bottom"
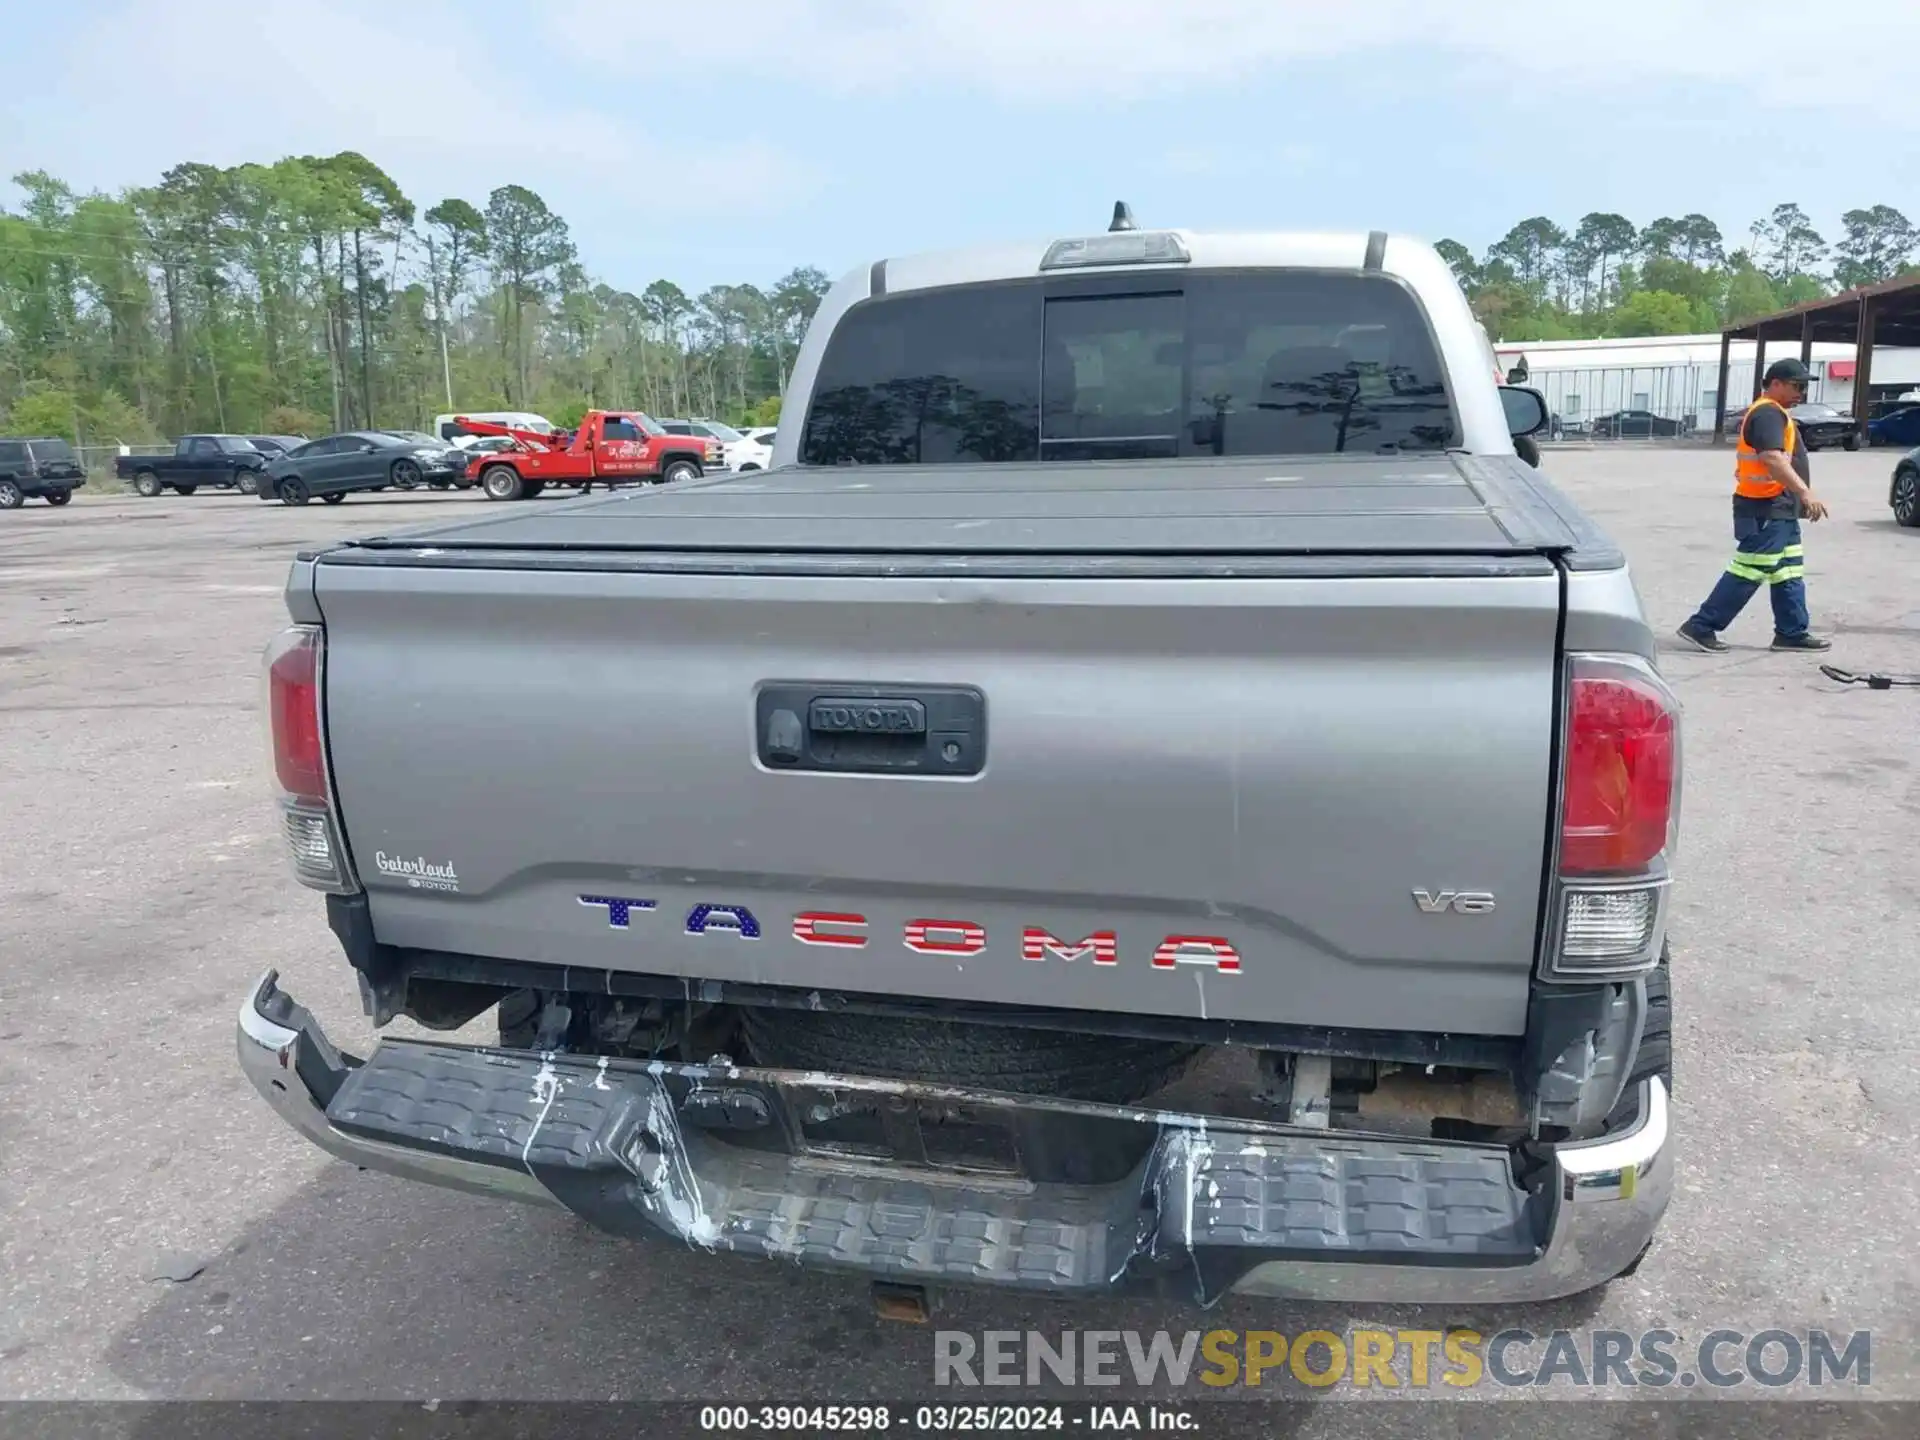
{"left": 757, "top": 683, "right": 985, "bottom": 777}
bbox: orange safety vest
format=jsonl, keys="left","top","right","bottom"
{"left": 1733, "top": 397, "right": 1798, "bottom": 500}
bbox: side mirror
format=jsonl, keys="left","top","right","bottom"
{"left": 1505, "top": 358, "right": 1530, "bottom": 385}
{"left": 1499, "top": 385, "right": 1549, "bottom": 440}
{"left": 362, "top": 444, "right": 377, "bottom": 454}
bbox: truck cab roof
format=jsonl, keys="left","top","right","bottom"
{"left": 859, "top": 227, "right": 1421, "bottom": 297}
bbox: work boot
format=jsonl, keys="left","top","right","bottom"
{"left": 1771, "top": 631, "right": 1833, "bottom": 651}
{"left": 1675, "top": 622, "right": 1728, "bottom": 653}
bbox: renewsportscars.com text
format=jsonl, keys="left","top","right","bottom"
{"left": 933, "top": 1328, "right": 1871, "bottom": 1391}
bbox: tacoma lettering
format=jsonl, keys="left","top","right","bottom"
{"left": 793, "top": 912, "right": 869, "bottom": 947}
{"left": 1150, "top": 936, "right": 1244, "bottom": 974}
{"left": 579, "top": 894, "right": 657, "bottom": 928}
{"left": 685, "top": 903, "right": 761, "bottom": 938}
{"left": 580, "top": 900, "right": 1243, "bottom": 972}
{"left": 1021, "top": 928, "right": 1118, "bottom": 965}
{"left": 904, "top": 919, "right": 989, "bottom": 957}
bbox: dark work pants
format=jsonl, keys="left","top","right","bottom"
{"left": 1686, "top": 504, "right": 1809, "bottom": 638}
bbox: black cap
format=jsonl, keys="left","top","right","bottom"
{"left": 1764, "top": 357, "right": 1813, "bottom": 385}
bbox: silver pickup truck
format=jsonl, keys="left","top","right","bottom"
{"left": 240, "top": 213, "right": 1679, "bottom": 1309}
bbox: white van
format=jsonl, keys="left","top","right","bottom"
{"left": 433, "top": 411, "right": 555, "bottom": 448}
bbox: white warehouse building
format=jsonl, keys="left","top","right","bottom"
{"left": 1489, "top": 334, "right": 1920, "bottom": 433}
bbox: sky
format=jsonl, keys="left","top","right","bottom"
{"left": 5, "top": 0, "right": 1920, "bottom": 296}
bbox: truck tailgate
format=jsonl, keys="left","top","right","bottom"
{"left": 312, "top": 460, "right": 1565, "bottom": 1038}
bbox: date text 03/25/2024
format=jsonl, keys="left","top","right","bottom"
{"left": 698, "top": 1406, "right": 1190, "bottom": 1432}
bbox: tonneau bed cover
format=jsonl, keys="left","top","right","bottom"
{"left": 319, "top": 454, "right": 1600, "bottom": 563}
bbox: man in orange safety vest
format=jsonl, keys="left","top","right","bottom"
{"left": 1676, "top": 357, "right": 1832, "bottom": 653}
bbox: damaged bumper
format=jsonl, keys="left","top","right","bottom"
{"left": 238, "top": 970, "right": 1670, "bottom": 1305}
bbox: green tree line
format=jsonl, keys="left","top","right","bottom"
{"left": 1441, "top": 202, "right": 1920, "bottom": 343}
{"left": 8, "top": 160, "right": 1918, "bottom": 445}
{"left": 0, "top": 152, "right": 831, "bottom": 446}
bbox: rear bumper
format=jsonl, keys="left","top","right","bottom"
{"left": 237, "top": 969, "right": 1670, "bottom": 1304}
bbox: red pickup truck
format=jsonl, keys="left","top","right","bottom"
{"left": 457, "top": 412, "right": 720, "bottom": 501}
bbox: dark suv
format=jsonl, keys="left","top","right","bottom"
{"left": 0, "top": 437, "right": 87, "bottom": 509}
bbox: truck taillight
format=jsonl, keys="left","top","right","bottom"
{"left": 1561, "top": 658, "right": 1678, "bottom": 874}
{"left": 269, "top": 631, "right": 324, "bottom": 799}
{"left": 263, "top": 625, "right": 357, "bottom": 893}
{"left": 1546, "top": 654, "right": 1680, "bottom": 979}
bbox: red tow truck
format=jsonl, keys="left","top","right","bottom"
{"left": 455, "top": 411, "right": 721, "bottom": 501}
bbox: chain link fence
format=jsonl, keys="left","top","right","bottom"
{"left": 1528, "top": 363, "right": 1728, "bottom": 442}
{"left": 72, "top": 443, "right": 169, "bottom": 490}
{"left": 1525, "top": 359, "right": 1853, "bottom": 443}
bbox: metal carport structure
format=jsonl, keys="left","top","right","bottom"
{"left": 1715, "top": 275, "right": 1920, "bottom": 444}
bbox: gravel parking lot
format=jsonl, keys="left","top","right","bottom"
{"left": 1, "top": 452, "right": 1915, "bottom": 1421}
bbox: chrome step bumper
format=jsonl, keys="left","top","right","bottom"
{"left": 238, "top": 969, "right": 1670, "bottom": 1304}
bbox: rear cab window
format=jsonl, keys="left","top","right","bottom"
{"left": 799, "top": 271, "right": 1458, "bottom": 467}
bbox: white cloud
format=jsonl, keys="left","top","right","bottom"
{"left": 10, "top": 0, "right": 1914, "bottom": 287}
{"left": 17, "top": 0, "right": 815, "bottom": 216}
{"left": 562, "top": 0, "right": 1920, "bottom": 125}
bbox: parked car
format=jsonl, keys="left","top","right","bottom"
{"left": 0, "top": 436, "right": 87, "bottom": 508}
{"left": 1789, "top": 403, "right": 1859, "bottom": 452}
{"left": 116, "top": 434, "right": 272, "bottom": 495}
{"left": 1891, "top": 446, "right": 1920, "bottom": 528}
{"left": 435, "top": 411, "right": 555, "bottom": 448}
{"left": 1589, "top": 409, "right": 1682, "bottom": 439}
{"left": 724, "top": 429, "right": 773, "bottom": 472}
{"left": 659, "top": 418, "right": 732, "bottom": 441}
{"left": 240, "top": 216, "right": 1674, "bottom": 1309}
{"left": 1867, "top": 405, "right": 1920, "bottom": 449}
{"left": 377, "top": 432, "right": 476, "bottom": 488}
{"left": 661, "top": 418, "right": 765, "bottom": 471}
{"left": 260, "top": 430, "right": 470, "bottom": 505}
{"left": 451, "top": 434, "right": 524, "bottom": 486}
